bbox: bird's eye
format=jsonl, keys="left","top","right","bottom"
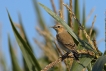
{"left": 57, "top": 26, "right": 60, "bottom": 28}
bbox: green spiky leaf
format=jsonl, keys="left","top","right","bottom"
{"left": 39, "top": 3, "right": 96, "bottom": 71}
{"left": 74, "top": 0, "right": 80, "bottom": 33}
{"left": 7, "top": 10, "right": 41, "bottom": 71}
{"left": 92, "top": 56, "right": 106, "bottom": 71}
{"left": 8, "top": 36, "right": 22, "bottom": 71}
{"left": 39, "top": 3, "right": 79, "bottom": 43}
{"left": 71, "top": 58, "right": 93, "bottom": 71}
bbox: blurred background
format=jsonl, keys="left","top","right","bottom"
{"left": 0, "top": 0, "right": 106, "bottom": 71}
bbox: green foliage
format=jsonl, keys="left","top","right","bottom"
{"left": 74, "top": 0, "right": 80, "bottom": 34}
{"left": 39, "top": 3, "right": 98, "bottom": 71}
{"left": 0, "top": 0, "right": 105, "bottom": 71}
{"left": 92, "top": 56, "right": 106, "bottom": 71}
{"left": 39, "top": 3, "right": 79, "bottom": 43}
{"left": 8, "top": 36, "right": 21, "bottom": 71}
{"left": 7, "top": 10, "right": 41, "bottom": 71}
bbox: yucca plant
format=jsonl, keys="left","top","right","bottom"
{"left": 0, "top": 0, "right": 106, "bottom": 71}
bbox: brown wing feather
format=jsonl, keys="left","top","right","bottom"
{"left": 56, "top": 31, "right": 76, "bottom": 50}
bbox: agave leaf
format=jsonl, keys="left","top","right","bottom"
{"left": 78, "top": 39, "right": 97, "bottom": 53}
{"left": 71, "top": 57, "right": 93, "bottom": 71}
{"left": 8, "top": 36, "right": 22, "bottom": 71}
{"left": 87, "top": 63, "right": 92, "bottom": 71}
{"left": 0, "top": 54, "right": 7, "bottom": 71}
{"left": 18, "top": 14, "right": 31, "bottom": 71}
{"left": 67, "top": 10, "right": 71, "bottom": 27}
{"left": 39, "top": 3, "right": 79, "bottom": 43}
{"left": 23, "top": 58, "right": 30, "bottom": 71}
{"left": 74, "top": 0, "right": 80, "bottom": 33}
{"left": 40, "top": 3, "right": 97, "bottom": 54}
{"left": 18, "top": 14, "right": 33, "bottom": 51}
{"left": 92, "top": 56, "right": 106, "bottom": 71}
{"left": 7, "top": 10, "right": 41, "bottom": 71}
{"left": 39, "top": 3, "right": 97, "bottom": 71}
{"left": 104, "top": 50, "right": 106, "bottom": 55}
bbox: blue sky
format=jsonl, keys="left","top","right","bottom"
{"left": 0, "top": 0, "right": 106, "bottom": 70}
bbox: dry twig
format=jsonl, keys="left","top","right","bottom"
{"left": 34, "top": 38, "right": 58, "bottom": 61}
{"left": 63, "top": 3, "right": 97, "bottom": 51}
{"left": 89, "top": 15, "right": 96, "bottom": 36}
{"left": 41, "top": 58, "right": 62, "bottom": 71}
{"left": 36, "top": 27, "right": 53, "bottom": 40}
{"left": 69, "top": 0, "right": 73, "bottom": 29}
{"left": 50, "top": 0, "right": 57, "bottom": 14}
{"left": 92, "top": 39, "right": 99, "bottom": 52}
{"left": 41, "top": 49, "right": 95, "bottom": 71}
{"left": 59, "top": 0, "right": 64, "bottom": 19}
{"left": 86, "top": 8, "right": 95, "bottom": 23}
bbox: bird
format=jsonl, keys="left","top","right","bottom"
{"left": 52, "top": 24, "right": 79, "bottom": 60}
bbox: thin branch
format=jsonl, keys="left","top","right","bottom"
{"left": 69, "top": 0, "right": 73, "bottom": 29}
{"left": 97, "top": 38, "right": 105, "bottom": 44}
{"left": 50, "top": 0, "right": 57, "bottom": 14}
{"left": 92, "top": 38, "right": 99, "bottom": 52}
{"left": 59, "top": 10, "right": 63, "bottom": 19}
{"left": 41, "top": 58, "right": 62, "bottom": 71}
{"left": 86, "top": 8, "right": 95, "bottom": 23}
{"left": 41, "top": 52, "right": 73, "bottom": 71}
{"left": 78, "top": 26, "right": 82, "bottom": 39}
{"left": 83, "top": 30, "right": 96, "bottom": 50}
{"left": 41, "top": 50, "right": 95, "bottom": 71}
{"left": 36, "top": 27, "right": 53, "bottom": 40}
{"left": 89, "top": 15, "right": 96, "bottom": 36}
{"left": 63, "top": 3, "right": 83, "bottom": 30}
{"left": 50, "top": 0, "right": 59, "bottom": 25}
{"left": 59, "top": 0, "right": 64, "bottom": 19}
{"left": 34, "top": 38, "right": 58, "bottom": 61}
{"left": 63, "top": 3, "right": 97, "bottom": 51}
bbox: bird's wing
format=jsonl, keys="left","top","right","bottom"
{"left": 56, "top": 33, "right": 76, "bottom": 50}
{"left": 56, "top": 33, "right": 79, "bottom": 60}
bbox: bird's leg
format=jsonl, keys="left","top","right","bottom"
{"left": 61, "top": 52, "right": 86, "bottom": 68}
{"left": 61, "top": 52, "right": 70, "bottom": 61}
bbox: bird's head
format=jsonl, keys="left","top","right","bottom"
{"left": 52, "top": 24, "right": 66, "bottom": 33}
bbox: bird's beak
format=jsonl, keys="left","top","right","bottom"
{"left": 50, "top": 26, "right": 55, "bottom": 29}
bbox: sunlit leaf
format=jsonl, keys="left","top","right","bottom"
{"left": 18, "top": 14, "right": 33, "bottom": 51}
{"left": 87, "top": 63, "right": 92, "bottom": 71}
{"left": 18, "top": 14, "right": 31, "bottom": 71}
{"left": 74, "top": 0, "right": 80, "bottom": 33}
{"left": 71, "top": 58, "right": 93, "bottom": 71}
{"left": 8, "top": 36, "right": 22, "bottom": 71}
{"left": 7, "top": 10, "right": 41, "bottom": 71}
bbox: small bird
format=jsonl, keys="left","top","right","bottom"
{"left": 52, "top": 24, "right": 79, "bottom": 60}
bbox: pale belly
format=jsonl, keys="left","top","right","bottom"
{"left": 58, "top": 42, "right": 71, "bottom": 53}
